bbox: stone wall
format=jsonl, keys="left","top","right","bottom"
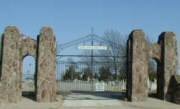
{"left": 36, "top": 27, "right": 57, "bottom": 102}
{"left": 0, "top": 26, "right": 178, "bottom": 104}
{"left": 0, "top": 26, "right": 56, "bottom": 103}
{"left": 0, "top": 26, "right": 22, "bottom": 103}
{"left": 21, "top": 37, "right": 37, "bottom": 58}
{"left": 174, "top": 76, "right": 180, "bottom": 104}
{"left": 127, "top": 30, "right": 149, "bottom": 101}
{"left": 158, "top": 32, "right": 177, "bottom": 100}
{"left": 127, "top": 30, "right": 178, "bottom": 102}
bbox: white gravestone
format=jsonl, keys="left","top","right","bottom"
{"left": 95, "top": 82, "right": 105, "bottom": 91}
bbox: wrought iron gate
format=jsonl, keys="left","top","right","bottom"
{"left": 56, "top": 33, "right": 127, "bottom": 100}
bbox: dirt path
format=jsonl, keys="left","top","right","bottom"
{"left": 0, "top": 95, "right": 179, "bottom": 109}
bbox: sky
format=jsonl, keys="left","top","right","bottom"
{"left": 0, "top": 0, "right": 180, "bottom": 43}
{"left": 0, "top": 0, "right": 180, "bottom": 75}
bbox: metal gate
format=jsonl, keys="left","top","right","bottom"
{"left": 56, "top": 33, "right": 127, "bottom": 100}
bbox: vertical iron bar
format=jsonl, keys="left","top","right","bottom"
{"left": 91, "top": 35, "right": 94, "bottom": 78}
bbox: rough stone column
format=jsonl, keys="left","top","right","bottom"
{"left": 158, "top": 32, "right": 177, "bottom": 100}
{"left": 36, "top": 27, "right": 56, "bottom": 102}
{"left": 127, "top": 30, "right": 148, "bottom": 101}
{"left": 0, "top": 26, "right": 21, "bottom": 103}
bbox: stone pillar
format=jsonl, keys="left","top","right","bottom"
{"left": 127, "top": 30, "right": 148, "bottom": 101}
{"left": 36, "top": 27, "right": 56, "bottom": 102}
{"left": 158, "top": 32, "right": 177, "bottom": 100}
{"left": 0, "top": 26, "right": 21, "bottom": 103}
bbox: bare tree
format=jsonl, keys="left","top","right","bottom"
{"left": 99, "top": 30, "right": 128, "bottom": 80}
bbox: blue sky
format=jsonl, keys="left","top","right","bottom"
{"left": 0, "top": 0, "right": 180, "bottom": 44}
{"left": 0, "top": 0, "right": 180, "bottom": 75}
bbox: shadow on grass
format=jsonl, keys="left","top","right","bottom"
{"left": 57, "top": 90, "right": 127, "bottom": 100}
{"left": 22, "top": 91, "right": 36, "bottom": 101}
{"left": 148, "top": 92, "right": 158, "bottom": 97}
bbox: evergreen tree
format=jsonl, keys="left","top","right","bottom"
{"left": 99, "top": 66, "right": 113, "bottom": 81}
{"left": 63, "top": 65, "right": 80, "bottom": 80}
